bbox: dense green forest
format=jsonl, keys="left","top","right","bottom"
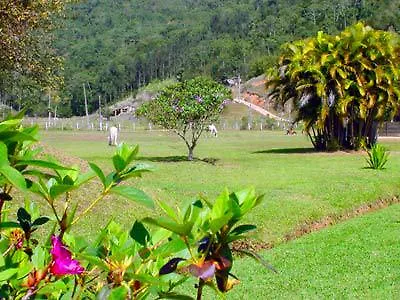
{"left": 3, "top": 0, "right": 400, "bottom": 116}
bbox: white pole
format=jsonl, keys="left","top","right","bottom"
{"left": 48, "top": 93, "right": 51, "bottom": 127}
{"left": 83, "top": 83, "right": 90, "bottom": 128}
{"left": 99, "top": 95, "right": 103, "bottom": 131}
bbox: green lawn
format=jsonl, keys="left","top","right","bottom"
{"left": 40, "top": 130, "right": 400, "bottom": 245}
{"left": 226, "top": 203, "right": 400, "bottom": 299}
{"left": 36, "top": 130, "right": 400, "bottom": 298}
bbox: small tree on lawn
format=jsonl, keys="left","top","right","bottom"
{"left": 137, "top": 77, "right": 231, "bottom": 160}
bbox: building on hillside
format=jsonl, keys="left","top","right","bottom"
{"left": 109, "top": 99, "right": 136, "bottom": 116}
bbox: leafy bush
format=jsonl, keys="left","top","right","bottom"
{"left": 365, "top": 143, "right": 389, "bottom": 170}
{"left": 0, "top": 112, "right": 271, "bottom": 299}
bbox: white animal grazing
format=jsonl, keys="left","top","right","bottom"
{"left": 108, "top": 126, "right": 118, "bottom": 146}
{"left": 208, "top": 124, "right": 218, "bottom": 137}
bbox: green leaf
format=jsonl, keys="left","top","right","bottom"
{"left": 27, "top": 180, "right": 48, "bottom": 198}
{"left": 89, "top": 162, "right": 106, "bottom": 186}
{"left": 0, "top": 142, "right": 8, "bottom": 166}
{"left": 211, "top": 189, "right": 230, "bottom": 220}
{"left": 112, "top": 154, "right": 126, "bottom": 172}
{"left": 49, "top": 184, "right": 75, "bottom": 200}
{"left": 120, "top": 163, "right": 153, "bottom": 179}
{"left": 158, "top": 200, "right": 179, "bottom": 222}
{"left": 125, "top": 144, "right": 139, "bottom": 165}
{"left": 237, "top": 188, "right": 259, "bottom": 216}
{"left": 17, "top": 207, "right": 32, "bottom": 223}
{"left": 104, "top": 172, "right": 116, "bottom": 187}
{"left": 22, "top": 169, "right": 55, "bottom": 180}
{"left": 130, "top": 221, "right": 150, "bottom": 246}
{"left": 183, "top": 199, "right": 203, "bottom": 224}
{"left": 17, "top": 207, "right": 32, "bottom": 233}
{"left": 62, "top": 175, "right": 75, "bottom": 185}
{"left": 78, "top": 254, "right": 108, "bottom": 270}
{"left": 0, "top": 118, "right": 22, "bottom": 131}
{"left": 143, "top": 217, "right": 192, "bottom": 236}
{"left": 108, "top": 286, "right": 128, "bottom": 300}
{"left": 0, "top": 268, "right": 18, "bottom": 282}
{"left": 151, "top": 236, "right": 186, "bottom": 258}
{"left": 0, "top": 221, "right": 21, "bottom": 229}
{"left": 32, "top": 217, "right": 50, "bottom": 227}
{"left": 209, "top": 212, "right": 233, "bottom": 234}
{"left": 0, "top": 131, "right": 37, "bottom": 143}
{"left": 32, "top": 246, "right": 47, "bottom": 269}
{"left": 0, "top": 254, "right": 4, "bottom": 267}
{"left": 230, "top": 224, "right": 257, "bottom": 236}
{"left": 14, "top": 160, "right": 74, "bottom": 170}
{"left": 110, "top": 186, "right": 154, "bottom": 209}
{"left": 0, "top": 165, "right": 26, "bottom": 190}
{"left": 75, "top": 170, "right": 96, "bottom": 187}
{"left": 37, "top": 280, "right": 67, "bottom": 294}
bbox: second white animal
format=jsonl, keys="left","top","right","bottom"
{"left": 108, "top": 126, "right": 118, "bottom": 146}
{"left": 208, "top": 124, "right": 218, "bottom": 137}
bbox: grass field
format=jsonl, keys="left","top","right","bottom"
{"left": 206, "top": 203, "right": 400, "bottom": 299}
{"left": 35, "top": 129, "right": 400, "bottom": 298}
{"left": 39, "top": 130, "right": 400, "bottom": 243}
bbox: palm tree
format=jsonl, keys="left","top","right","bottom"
{"left": 267, "top": 22, "right": 400, "bottom": 150}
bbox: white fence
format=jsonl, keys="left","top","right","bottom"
{"left": 22, "top": 115, "right": 292, "bottom": 133}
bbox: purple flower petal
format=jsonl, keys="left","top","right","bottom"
{"left": 50, "top": 235, "right": 84, "bottom": 276}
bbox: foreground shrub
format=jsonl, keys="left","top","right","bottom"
{"left": 0, "top": 113, "right": 271, "bottom": 299}
{"left": 365, "top": 143, "right": 389, "bottom": 170}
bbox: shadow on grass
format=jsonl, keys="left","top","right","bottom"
{"left": 252, "top": 147, "right": 316, "bottom": 154}
{"left": 138, "top": 156, "right": 219, "bottom": 165}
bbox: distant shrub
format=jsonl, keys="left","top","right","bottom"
{"left": 366, "top": 143, "right": 389, "bottom": 169}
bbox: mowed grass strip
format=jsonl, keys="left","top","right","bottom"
{"left": 225, "top": 203, "right": 400, "bottom": 299}
{"left": 40, "top": 130, "right": 400, "bottom": 244}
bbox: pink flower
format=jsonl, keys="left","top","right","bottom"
{"left": 50, "top": 235, "right": 84, "bottom": 276}
{"left": 189, "top": 261, "right": 216, "bottom": 281}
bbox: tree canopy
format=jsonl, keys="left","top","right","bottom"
{"left": 0, "top": 0, "right": 66, "bottom": 115}
{"left": 267, "top": 22, "right": 400, "bottom": 150}
{"left": 0, "top": 0, "right": 64, "bottom": 89}
{"left": 137, "top": 77, "right": 231, "bottom": 160}
{"left": 49, "top": 0, "right": 400, "bottom": 116}
{"left": 3, "top": 1, "right": 400, "bottom": 116}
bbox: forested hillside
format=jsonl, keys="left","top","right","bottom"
{"left": 5, "top": 0, "right": 400, "bottom": 116}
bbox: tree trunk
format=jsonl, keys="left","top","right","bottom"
{"left": 188, "top": 146, "right": 194, "bottom": 161}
